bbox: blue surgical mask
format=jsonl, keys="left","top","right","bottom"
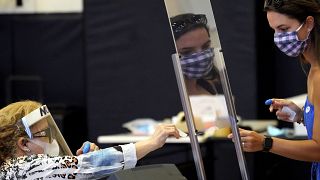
{"left": 274, "top": 23, "right": 309, "bottom": 57}
{"left": 180, "top": 48, "right": 214, "bottom": 79}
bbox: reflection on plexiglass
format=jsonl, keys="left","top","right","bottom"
{"left": 165, "top": 1, "right": 250, "bottom": 179}
{"left": 168, "top": 7, "right": 230, "bottom": 137}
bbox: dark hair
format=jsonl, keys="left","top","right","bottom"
{"left": 170, "top": 13, "right": 210, "bottom": 40}
{"left": 264, "top": 0, "right": 320, "bottom": 65}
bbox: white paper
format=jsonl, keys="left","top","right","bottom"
{"left": 189, "top": 95, "right": 229, "bottom": 124}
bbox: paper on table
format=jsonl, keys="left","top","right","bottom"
{"left": 189, "top": 95, "right": 229, "bottom": 128}
{"left": 178, "top": 129, "right": 188, "bottom": 137}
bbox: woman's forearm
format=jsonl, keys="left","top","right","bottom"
{"left": 134, "top": 124, "right": 180, "bottom": 160}
{"left": 271, "top": 138, "right": 320, "bottom": 162}
{"left": 135, "top": 139, "right": 158, "bottom": 160}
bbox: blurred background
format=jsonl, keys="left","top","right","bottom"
{"left": 0, "top": 0, "right": 308, "bottom": 179}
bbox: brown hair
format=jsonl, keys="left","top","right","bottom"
{"left": 264, "top": 0, "right": 320, "bottom": 65}
{"left": 170, "top": 13, "right": 210, "bottom": 40}
{"left": 0, "top": 100, "right": 41, "bottom": 165}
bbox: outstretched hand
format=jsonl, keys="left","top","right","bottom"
{"left": 148, "top": 124, "right": 180, "bottom": 150}
{"left": 135, "top": 124, "right": 180, "bottom": 160}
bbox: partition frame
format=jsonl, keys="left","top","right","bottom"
{"left": 164, "top": 0, "right": 250, "bottom": 179}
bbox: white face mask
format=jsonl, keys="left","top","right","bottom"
{"left": 30, "top": 139, "right": 60, "bottom": 156}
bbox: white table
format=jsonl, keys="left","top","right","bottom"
{"left": 97, "top": 119, "right": 279, "bottom": 144}
{"left": 97, "top": 134, "right": 207, "bottom": 144}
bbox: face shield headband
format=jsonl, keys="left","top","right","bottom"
{"left": 19, "top": 106, "right": 51, "bottom": 140}
{"left": 16, "top": 105, "right": 73, "bottom": 156}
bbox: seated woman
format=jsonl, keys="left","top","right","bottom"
{"left": 0, "top": 100, "right": 180, "bottom": 179}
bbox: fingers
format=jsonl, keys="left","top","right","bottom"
{"left": 160, "top": 126, "right": 179, "bottom": 139}
{"left": 227, "top": 128, "right": 247, "bottom": 139}
{"left": 165, "top": 126, "right": 180, "bottom": 139}
{"left": 76, "top": 141, "right": 88, "bottom": 155}
{"left": 276, "top": 110, "right": 291, "bottom": 121}
{"left": 89, "top": 143, "right": 100, "bottom": 152}
{"left": 228, "top": 129, "right": 264, "bottom": 152}
{"left": 229, "top": 129, "right": 255, "bottom": 142}
{"left": 151, "top": 124, "right": 181, "bottom": 149}
{"left": 239, "top": 129, "right": 253, "bottom": 137}
{"left": 76, "top": 149, "right": 82, "bottom": 156}
{"left": 267, "top": 98, "right": 289, "bottom": 112}
{"left": 272, "top": 99, "right": 291, "bottom": 109}
{"left": 269, "top": 105, "right": 274, "bottom": 112}
{"left": 76, "top": 141, "right": 100, "bottom": 155}
{"left": 273, "top": 99, "right": 290, "bottom": 106}
{"left": 156, "top": 124, "right": 180, "bottom": 138}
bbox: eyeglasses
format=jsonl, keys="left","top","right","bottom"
{"left": 32, "top": 127, "right": 53, "bottom": 143}
{"left": 171, "top": 14, "right": 207, "bottom": 35}
{"left": 264, "top": 0, "right": 284, "bottom": 9}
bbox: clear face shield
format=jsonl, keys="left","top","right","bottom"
{"left": 16, "top": 105, "right": 73, "bottom": 156}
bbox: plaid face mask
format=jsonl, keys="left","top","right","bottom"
{"left": 180, "top": 48, "right": 214, "bottom": 79}
{"left": 274, "top": 23, "right": 309, "bottom": 57}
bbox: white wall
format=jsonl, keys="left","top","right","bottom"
{"left": 0, "top": 0, "right": 83, "bottom": 14}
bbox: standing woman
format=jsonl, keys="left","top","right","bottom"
{"left": 229, "top": 0, "right": 320, "bottom": 179}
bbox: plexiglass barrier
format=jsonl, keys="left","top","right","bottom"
{"left": 164, "top": 0, "right": 250, "bottom": 179}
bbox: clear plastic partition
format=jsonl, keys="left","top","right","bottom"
{"left": 164, "top": 0, "right": 250, "bottom": 180}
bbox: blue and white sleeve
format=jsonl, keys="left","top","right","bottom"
{"left": 78, "top": 143, "right": 137, "bottom": 177}
{"left": 1, "top": 143, "right": 137, "bottom": 179}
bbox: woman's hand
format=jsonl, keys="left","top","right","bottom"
{"left": 135, "top": 124, "right": 180, "bottom": 159}
{"left": 148, "top": 124, "right": 180, "bottom": 150}
{"left": 228, "top": 128, "right": 265, "bottom": 152}
{"left": 76, "top": 141, "right": 100, "bottom": 155}
{"left": 268, "top": 98, "right": 303, "bottom": 123}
